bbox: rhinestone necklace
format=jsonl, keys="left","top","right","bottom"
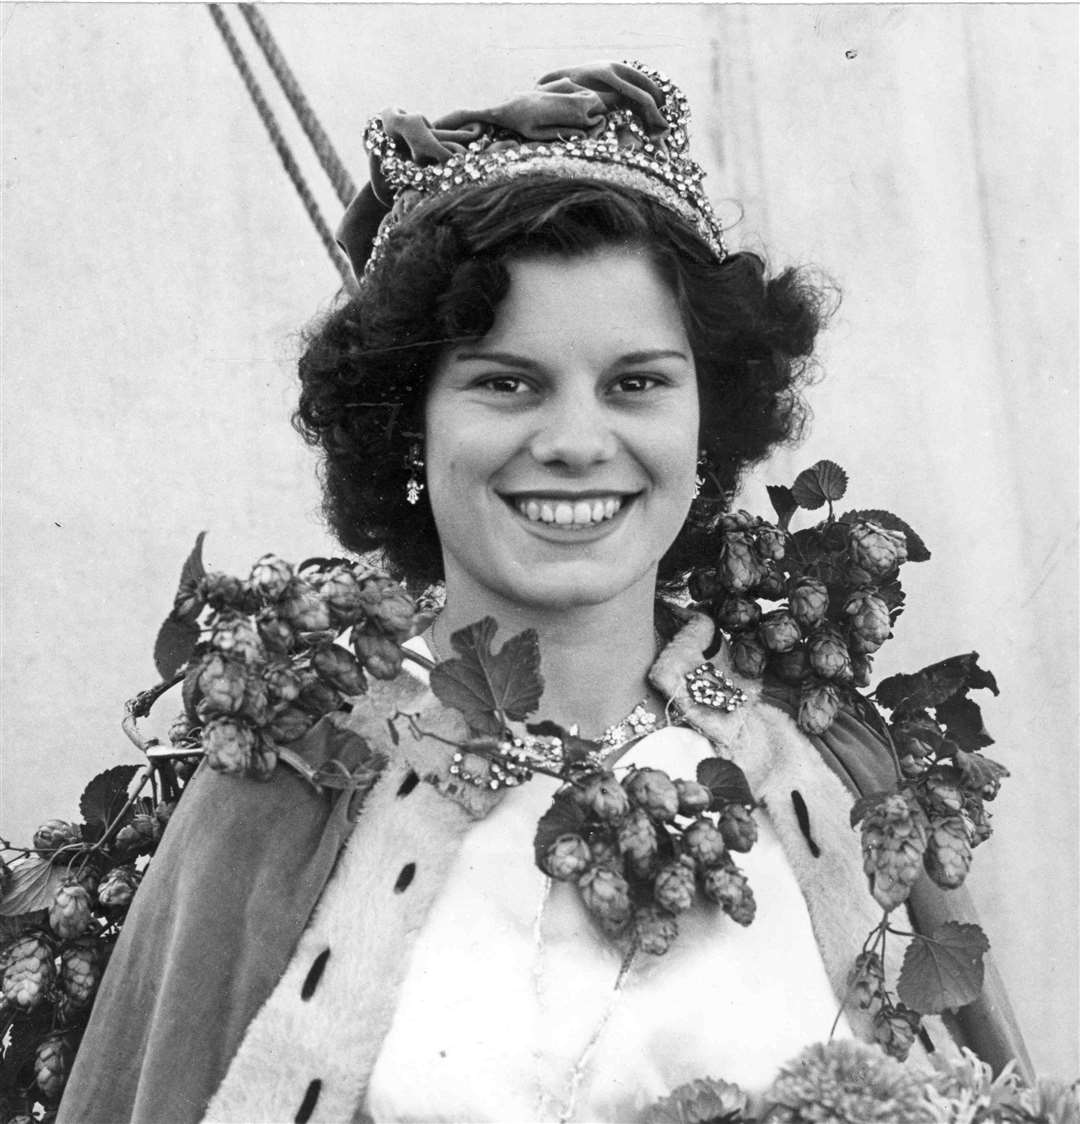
{"left": 427, "top": 616, "right": 664, "bottom": 791}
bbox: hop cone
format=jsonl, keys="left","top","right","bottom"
{"left": 263, "top": 662, "right": 301, "bottom": 704}
{"left": 624, "top": 768, "right": 679, "bottom": 822}
{"left": 359, "top": 578, "right": 416, "bottom": 639}
{"left": 717, "top": 532, "right": 763, "bottom": 594}
{"left": 849, "top": 521, "right": 908, "bottom": 577}
{"left": 674, "top": 779, "right": 712, "bottom": 817}
{"left": 589, "top": 833, "right": 620, "bottom": 870}
{"left": 632, "top": 904, "right": 679, "bottom": 956}
{"left": 210, "top": 612, "right": 265, "bottom": 664}
{"left": 848, "top": 950, "right": 885, "bottom": 1010}
{"left": 255, "top": 608, "right": 295, "bottom": 655}
{"left": 319, "top": 565, "right": 364, "bottom": 625}
{"left": 196, "top": 652, "right": 248, "bottom": 717}
{"left": 575, "top": 771, "right": 631, "bottom": 823}
{"left": 851, "top": 652, "right": 874, "bottom": 689}
{"left": 923, "top": 771, "right": 964, "bottom": 814}
{"left": 114, "top": 813, "right": 160, "bottom": 855}
{"left": 199, "top": 571, "right": 247, "bottom": 611}
{"left": 97, "top": 865, "right": 140, "bottom": 908}
{"left": 248, "top": 732, "right": 280, "bottom": 782}
{"left": 718, "top": 509, "right": 757, "bottom": 531}
{"left": 860, "top": 793, "right": 930, "bottom": 910}
{"left": 798, "top": 682, "right": 840, "bottom": 736}
{"left": 643, "top": 1078, "right": 748, "bottom": 1124}
{"left": 312, "top": 643, "right": 367, "bottom": 696}
{"left": 267, "top": 705, "right": 316, "bottom": 744}
{"left": 683, "top": 817, "right": 726, "bottom": 867}
{"left": 892, "top": 715, "right": 943, "bottom": 760}
{"left": 718, "top": 805, "right": 758, "bottom": 853}
{"left": 807, "top": 629, "right": 853, "bottom": 681}
{"left": 924, "top": 815, "right": 972, "bottom": 889}
{"left": 731, "top": 631, "right": 767, "bottom": 678}
{"left": 578, "top": 865, "right": 631, "bottom": 935}
{"left": 278, "top": 577, "right": 332, "bottom": 633}
{"left": 756, "top": 526, "right": 787, "bottom": 562}
{"left": 353, "top": 628, "right": 404, "bottom": 680}
{"left": 714, "top": 596, "right": 761, "bottom": 631}
{"left": 297, "top": 674, "right": 344, "bottom": 718}
{"left": 702, "top": 863, "right": 756, "bottom": 925}
{"left": 34, "top": 1034, "right": 73, "bottom": 1101}
{"left": 50, "top": 882, "right": 91, "bottom": 940}
{"left": 844, "top": 590, "right": 891, "bottom": 654}
{"left": 60, "top": 938, "right": 102, "bottom": 1006}
{"left": 759, "top": 610, "right": 801, "bottom": 654}
{"left": 2, "top": 933, "right": 55, "bottom": 1009}
{"left": 873, "top": 1005, "right": 920, "bottom": 1061}
{"left": 955, "top": 749, "right": 1009, "bottom": 801}
{"left": 544, "top": 834, "right": 591, "bottom": 881}
{"left": 168, "top": 710, "right": 197, "bottom": 747}
{"left": 618, "top": 807, "right": 659, "bottom": 877}
{"left": 653, "top": 860, "right": 696, "bottom": 914}
{"left": 33, "top": 819, "right": 82, "bottom": 853}
{"left": 202, "top": 716, "right": 256, "bottom": 775}
{"left": 753, "top": 568, "right": 787, "bottom": 600}
{"left": 788, "top": 578, "right": 830, "bottom": 630}
{"left": 249, "top": 553, "right": 294, "bottom": 600}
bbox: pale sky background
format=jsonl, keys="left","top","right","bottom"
{"left": 2, "top": 2, "right": 1077, "bottom": 1075}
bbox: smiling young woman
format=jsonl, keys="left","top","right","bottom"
{"left": 56, "top": 60, "right": 1032, "bottom": 1124}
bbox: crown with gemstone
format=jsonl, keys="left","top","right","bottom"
{"left": 357, "top": 60, "right": 727, "bottom": 277}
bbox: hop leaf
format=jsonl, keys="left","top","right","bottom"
{"left": 696, "top": 758, "right": 754, "bottom": 809}
{"left": 153, "top": 616, "right": 201, "bottom": 680}
{"left": 533, "top": 790, "right": 588, "bottom": 871}
{"left": 766, "top": 484, "right": 798, "bottom": 530}
{"left": 79, "top": 765, "right": 140, "bottom": 835}
{"left": 0, "top": 858, "right": 68, "bottom": 917}
{"left": 429, "top": 617, "right": 543, "bottom": 736}
{"left": 897, "top": 921, "right": 990, "bottom": 1014}
{"left": 875, "top": 653, "right": 999, "bottom": 714}
{"left": 791, "top": 460, "right": 848, "bottom": 509}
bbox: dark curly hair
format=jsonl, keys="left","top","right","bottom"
{"left": 295, "top": 175, "right": 834, "bottom": 589}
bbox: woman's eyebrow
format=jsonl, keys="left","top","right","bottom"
{"left": 451, "top": 349, "right": 538, "bottom": 368}
{"left": 451, "top": 348, "right": 690, "bottom": 366}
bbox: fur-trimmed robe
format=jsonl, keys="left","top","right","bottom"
{"left": 58, "top": 615, "right": 1031, "bottom": 1124}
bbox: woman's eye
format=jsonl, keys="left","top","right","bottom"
{"left": 477, "top": 375, "right": 529, "bottom": 394}
{"left": 612, "top": 374, "right": 663, "bottom": 393}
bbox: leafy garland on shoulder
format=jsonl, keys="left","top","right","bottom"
{"left": 0, "top": 461, "right": 1025, "bottom": 1120}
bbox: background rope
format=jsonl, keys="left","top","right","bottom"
{"left": 207, "top": 3, "right": 355, "bottom": 290}
{"left": 239, "top": 4, "right": 357, "bottom": 207}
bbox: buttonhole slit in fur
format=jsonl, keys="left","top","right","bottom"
{"left": 397, "top": 769, "right": 420, "bottom": 797}
{"left": 294, "top": 1078, "right": 321, "bottom": 1123}
{"left": 394, "top": 862, "right": 416, "bottom": 893}
{"left": 790, "top": 790, "right": 821, "bottom": 857}
{"left": 918, "top": 1025, "right": 936, "bottom": 1053}
{"left": 301, "top": 948, "right": 330, "bottom": 1000}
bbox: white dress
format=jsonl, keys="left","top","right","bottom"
{"left": 366, "top": 648, "right": 851, "bottom": 1123}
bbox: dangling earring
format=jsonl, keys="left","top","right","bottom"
{"left": 406, "top": 441, "right": 425, "bottom": 505}
{"left": 693, "top": 450, "right": 707, "bottom": 499}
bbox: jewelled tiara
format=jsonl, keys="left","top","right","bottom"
{"left": 342, "top": 61, "right": 727, "bottom": 280}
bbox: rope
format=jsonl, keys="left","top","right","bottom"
{"left": 206, "top": 4, "right": 354, "bottom": 290}
{"left": 239, "top": 4, "right": 357, "bottom": 207}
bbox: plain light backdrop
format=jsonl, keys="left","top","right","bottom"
{"left": 2, "top": 3, "right": 1077, "bottom": 1077}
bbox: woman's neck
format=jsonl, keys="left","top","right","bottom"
{"left": 427, "top": 580, "right": 663, "bottom": 741}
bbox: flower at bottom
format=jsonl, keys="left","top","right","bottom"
{"left": 764, "top": 1040, "right": 935, "bottom": 1124}
{"left": 642, "top": 1077, "right": 748, "bottom": 1124}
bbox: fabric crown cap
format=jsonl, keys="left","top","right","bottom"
{"left": 337, "top": 60, "right": 728, "bottom": 281}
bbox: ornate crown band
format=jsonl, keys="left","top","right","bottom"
{"left": 340, "top": 60, "right": 728, "bottom": 281}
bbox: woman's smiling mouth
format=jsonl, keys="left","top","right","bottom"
{"left": 506, "top": 493, "right": 633, "bottom": 530}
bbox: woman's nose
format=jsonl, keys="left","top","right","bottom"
{"left": 527, "top": 388, "right": 618, "bottom": 468}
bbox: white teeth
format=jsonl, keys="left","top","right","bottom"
{"left": 514, "top": 496, "right": 625, "bottom": 527}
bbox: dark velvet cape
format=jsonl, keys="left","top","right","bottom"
{"left": 58, "top": 690, "right": 1032, "bottom": 1124}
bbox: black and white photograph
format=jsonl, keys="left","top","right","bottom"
{"left": 2, "top": 5, "right": 1077, "bottom": 1120}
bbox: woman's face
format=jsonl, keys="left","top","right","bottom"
{"left": 424, "top": 247, "right": 700, "bottom": 614}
